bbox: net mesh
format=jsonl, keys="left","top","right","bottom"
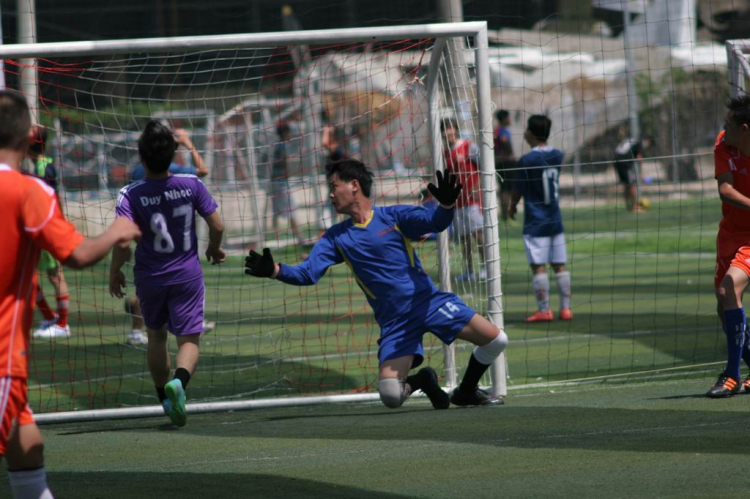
{"left": 18, "top": 37, "right": 489, "bottom": 412}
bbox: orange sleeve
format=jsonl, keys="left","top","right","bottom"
{"left": 715, "top": 131, "right": 731, "bottom": 178}
{"left": 21, "top": 176, "right": 84, "bottom": 262}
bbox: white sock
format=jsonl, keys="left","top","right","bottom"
{"left": 8, "top": 467, "right": 54, "bottom": 499}
{"left": 556, "top": 271, "right": 571, "bottom": 309}
{"left": 532, "top": 273, "right": 550, "bottom": 311}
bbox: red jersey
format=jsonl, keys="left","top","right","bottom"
{"left": 715, "top": 130, "right": 750, "bottom": 234}
{"left": 0, "top": 165, "right": 83, "bottom": 378}
{"left": 444, "top": 139, "right": 481, "bottom": 208}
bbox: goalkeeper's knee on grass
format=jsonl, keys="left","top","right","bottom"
{"left": 379, "top": 378, "right": 411, "bottom": 408}
{"left": 473, "top": 330, "right": 508, "bottom": 365}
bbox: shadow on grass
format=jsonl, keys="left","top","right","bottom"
{"left": 0, "top": 472, "right": 413, "bottom": 499}
{"left": 28, "top": 343, "right": 375, "bottom": 413}
{"left": 45, "top": 402, "right": 750, "bottom": 457}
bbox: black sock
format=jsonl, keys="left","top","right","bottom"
{"left": 174, "top": 368, "right": 191, "bottom": 389}
{"left": 156, "top": 386, "right": 167, "bottom": 403}
{"left": 458, "top": 354, "right": 490, "bottom": 394}
{"left": 405, "top": 371, "right": 423, "bottom": 394}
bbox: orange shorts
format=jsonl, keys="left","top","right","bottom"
{"left": 716, "top": 229, "right": 750, "bottom": 287}
{"left": 0, "top": 377, "right": 35, "bottom": 455}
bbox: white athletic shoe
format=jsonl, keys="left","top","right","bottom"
{"left": 36, "top": 315, "right": 58, "bottom": 331}
{"left": 202, "top": 321, "right": 215, "bottom": 334}
{"left": 33, "top": 324, "right": 71, "bottom": 339}
{"left": 126, "top": 330, "right": 148, "bottom": 346}
{"left": 478, "top": 267, "right": 487, "bottom": 280}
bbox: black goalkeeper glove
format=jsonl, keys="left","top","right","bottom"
{"left": 245, "top": 248, "right": 276, "bottom": 278}
{"left": 427, "top": 170, "right": 462, "bottom": 207}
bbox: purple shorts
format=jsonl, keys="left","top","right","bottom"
{"left": 136, "top": 277, "right": 204, "bottom": 336}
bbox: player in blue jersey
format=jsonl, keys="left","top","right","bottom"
{"left": 244, "top": 159, "right": 508, "bottom": 408}
{"left": 509, "top": 115, "right": 572, "bottom": 322}
{"left": 109, "top": 121, "right": 226, "bottom": 427}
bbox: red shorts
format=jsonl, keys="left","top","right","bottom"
{"left": 0, "top": 377, "right": 35, "bottom": 455}
{"left": 716, "top": 230, "right": 750, "bottom": 288}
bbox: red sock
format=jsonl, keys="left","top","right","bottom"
{"left": 35, "top": 285, "right": 56, "bottom": 321}
{"left": 56, "top": 294, "right": 70, "bottom": 327}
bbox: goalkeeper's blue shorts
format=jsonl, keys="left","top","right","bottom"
{"left": 377, "top": 289, "right": 476, "bottom": 369}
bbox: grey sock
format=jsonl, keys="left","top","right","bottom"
{"left": 556, "top": 271, "right": 571, "bottom": 309}
{"left": 532, "top": 273, "right": 550, "bottom": 311}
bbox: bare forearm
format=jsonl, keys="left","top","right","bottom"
{"left": 204, "top": 211, "right": 224, "bottom": 249}
{"left": 208, "top": 226, "right": 223, "bottom": 249}
{"left": 64, "top": 232, "right": 119, "bottom": 269}
{"left": 719, "top": 184, "right": 750, "bottom": 211}
{"left": 187, "top": 142, "right": 208, "bottom": 177}
{"left": 510, "top": 191, "right": 522, "bottom": 206}
{"left": 110, "top": 245, "right": 131, "bottom": 274}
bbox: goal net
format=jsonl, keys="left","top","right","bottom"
{"left": 5, "top": 24, "right": 502, "bottom": 418}
{"left": 727, "top": 40, "right": 750, "bottom": 98}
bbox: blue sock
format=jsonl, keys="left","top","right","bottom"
{"left": 723, "top": 307, "right": 746, "bottom": 380}
{"left": 742, "top": 323, "right": 750, "bottom": 370}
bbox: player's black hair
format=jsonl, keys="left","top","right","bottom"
{"left": 440, "top": 119, "right": 458, "bottom": 133}
{"left": 496, "top": 109, "right": 510, "bottom": 122}
{"left": 138, "top": 120, "right": 177, "bottom": 173}
{"left": 29, "top": 127, "right": 47, "bottom": 155}
{"left": 0, "top": 90, "right": 31, "bottom": 151}
{"left": 527, "top": 114, "right": 552, "bottom": 141}
{"left": 727, "top": 94, "right": 750, "bottom": 128}
{"left": 325, "top": 158, "right": 374, "bottom": 198}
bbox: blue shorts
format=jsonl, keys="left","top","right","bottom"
{"left": 377, "top": 290, "right": 476, "bottom": 369}
{"left": 136, "top": 277, "right": 204, "bottom": 336}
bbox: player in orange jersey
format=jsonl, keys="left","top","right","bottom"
{"left": 0, "top": 90, "right": 140, "bottom": 498}
{"left": 709, "top": 94, "right": 750, "bottom": 398}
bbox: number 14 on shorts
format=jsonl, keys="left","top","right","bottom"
{"left": 438, "top": 302, "right": 460, "bottom": 320}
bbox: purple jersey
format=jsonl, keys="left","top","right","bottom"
{"left": 116, "top": 174, "right": 218, "bottom": 286}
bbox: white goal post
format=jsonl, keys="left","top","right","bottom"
{"left": 727, "top": 39, "right": 750, "bottom": 98}
{"left": 2, "top": 22, "right": 506, "bottom": 423}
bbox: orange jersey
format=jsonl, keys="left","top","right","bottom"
{"left": 715, "top": 130, "right": 750, "bottom": 233}
{"left": 0, "top": 165, "right": 83, "bottom": 379}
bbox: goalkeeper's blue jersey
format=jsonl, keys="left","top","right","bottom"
{"left": 277, "top": 205, "right": 454, "bottom": 328}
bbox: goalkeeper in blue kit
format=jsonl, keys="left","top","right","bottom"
{"left": 244, "top": 159, "right": 508, "bottom": 408}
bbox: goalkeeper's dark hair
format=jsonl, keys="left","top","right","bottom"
{"left": 138, "top": 120, "right": 177, "bottom": 173}
{"left": 527, "top": 114, "right": 552, "bottom": 141}
{"left": 727, "top": 94, "right": 750, "bottom": 128}
{"left": 325, "top": 159, "right": 374, "bottom": 198}
{"left": 0, "top": 90, "right": 31, "bottom": 151}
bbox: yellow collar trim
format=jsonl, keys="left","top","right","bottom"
{"left": 353, "top": 210, "right": 374, "bottom": 228}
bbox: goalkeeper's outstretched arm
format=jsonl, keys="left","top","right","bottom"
{"left": 394, "top": 170, "right": 461, "bottom": 239}
{"left": 245, "top": 232, "right": 344, "bottom": 286}
{"left": 390, "top": 204, "right": 455, "bottom": 240}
